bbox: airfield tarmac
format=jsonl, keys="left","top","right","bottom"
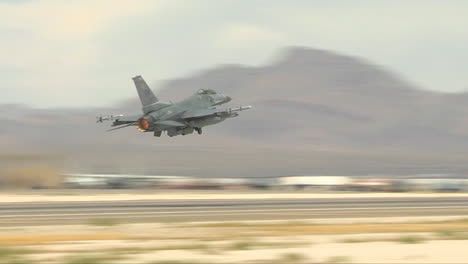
{"left": 1, "top": 192, "right": 468, "bottom": 225}
{"left": 1, "top": 191, "right": 468, "bottom": 263}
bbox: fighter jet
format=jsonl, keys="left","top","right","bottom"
{"left": 97, "top": 75, "right": 251, "bottom": 137}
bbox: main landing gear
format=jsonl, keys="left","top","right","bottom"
{"left": 195, "top": 128, "right": 202, "bottom": 135}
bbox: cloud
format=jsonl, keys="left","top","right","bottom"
{"left": 1, "top": 0, "right": 468, "bottom": 107}
{"left": 0, "top": 0, "right": 158, "bottom": 106}
{"left": 0, "top": 0, "right": 156, "bottom": 69}
{"left": 215, "top": 24, "right": 284, "bottom": 47}
{"left": 0, "top": 0, "right": 155, "bottom": 38}
{"left": 263, "top": 0, "right": 468, "bottom": 92}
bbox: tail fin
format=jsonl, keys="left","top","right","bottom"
{"left": 132, "top": 75, "right": 158, "bottom": 106}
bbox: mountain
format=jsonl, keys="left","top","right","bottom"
{"left": 1, "top": 47, "right": 468, "bottom": 177}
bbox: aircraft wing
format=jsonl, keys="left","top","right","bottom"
{"left": 181, "top": 108, "right": 224, "bottom": 119}
{"left": 182, "top": 106, "right": 252, "bottom": 119}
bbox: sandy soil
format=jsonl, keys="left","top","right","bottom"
{"left": 1, "top": 217, "right": 468, "bottom": 263}
{"left": 13, "top": 233, "right": 468, "bottom": 263}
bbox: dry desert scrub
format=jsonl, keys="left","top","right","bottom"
{"left": 0, "top": 234, "right": 133, "bottom": 246}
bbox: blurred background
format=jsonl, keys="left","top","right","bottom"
{"left": 1, "top": 1, "right": 468, "bottom": 263}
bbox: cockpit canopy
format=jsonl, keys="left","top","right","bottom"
{"left": 197, "top": 89, "right": 217, "bottom": 95}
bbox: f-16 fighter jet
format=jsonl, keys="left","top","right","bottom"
{"left": 97, "top": 76, "right": 251, "bottom": 137}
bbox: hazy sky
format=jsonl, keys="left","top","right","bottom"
{"left": 1, "top": 0, "right": 467, "bottom": 107}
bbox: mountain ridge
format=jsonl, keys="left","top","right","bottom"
{"left": 1, "top": 47, "right": 468, "bottom": 176}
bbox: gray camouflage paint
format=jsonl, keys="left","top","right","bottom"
{"left": 99, "top": 75, "right": 250, "bottom": 137}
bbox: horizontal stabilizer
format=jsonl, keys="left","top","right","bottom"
{"left": 106, "top": 122, "right": 136, "bottom": 132}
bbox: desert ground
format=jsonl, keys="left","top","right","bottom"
{"left": 0, "top": 191, "right": 467, "bottom": 263}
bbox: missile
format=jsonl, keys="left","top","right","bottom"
{"left": 228, "top": 106, "right": 252, "bottom": 113}
{"left": 96, "top": 115, "right": 123, "bottom": 123}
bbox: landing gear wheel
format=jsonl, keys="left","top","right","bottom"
{"left": 195, "top": 128, "right": 202, "bottom": 135}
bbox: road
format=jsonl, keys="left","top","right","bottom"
{"left": 1, "top": 196, "right": 468, "bottom": 225}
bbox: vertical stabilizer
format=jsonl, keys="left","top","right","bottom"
{"left": 132, "top": 75, "right": 158, "bottom": 107}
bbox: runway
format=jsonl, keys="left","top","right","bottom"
{"left": 1, "top": 196, "right": 468, "bottom": 226}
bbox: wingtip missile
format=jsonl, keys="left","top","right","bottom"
{"left": 96, "top": 115, "right": 123, "bottom": 123}
{"left": 228, "top": 106, "right": 252, "bottom": 113}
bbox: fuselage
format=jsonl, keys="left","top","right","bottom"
{"left": 142, "top": 90, "right": 232, "bottom": 136}
{"left": 100, "top": 76, "right": 250, "bottom": 137}
{"left": 151, "top": 92, "right": 231, "bottom": 119}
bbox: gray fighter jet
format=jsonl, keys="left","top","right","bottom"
{"left": 97, "top": 76, "right": 251, "bottom": 137}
